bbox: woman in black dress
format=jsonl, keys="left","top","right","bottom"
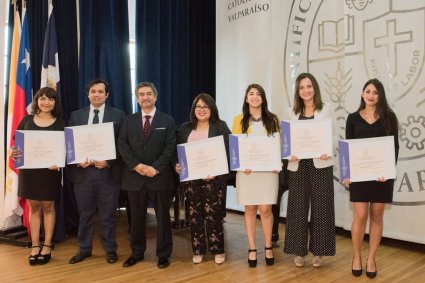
{"left": 343, "top": 79, "right": 399, "bottom": 278}
{"left": 9, "top": 87, "right": 64, "bottom": 265}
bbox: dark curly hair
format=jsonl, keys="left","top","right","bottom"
{"left": 189, "top": 93, "right": 222, "bottom": 130}
{"left": 31, "top": 87, "right": 62, "bottom": 118}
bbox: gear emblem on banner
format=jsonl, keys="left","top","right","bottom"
{"left": 400, "top": 115, "right": 425, "bottom": 150}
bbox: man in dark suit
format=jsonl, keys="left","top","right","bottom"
{"left": 118, "top": 82, "right": 176, "bottom": 268}
{"left": 68, "top": 79, "right": 125, "bottom": 264}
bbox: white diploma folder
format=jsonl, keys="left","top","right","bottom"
{"left": 339, "top": 136, "right": 396, "bottom": 182}
{"left": 229, "top": 134, "right": 281, "bottom": 171}
{"left": 14, "top": 130, "right": 65, "bottom": 169}
{"left": 177, "top": 135, "right": 229, "bottom": 182}
{"left": 281, "top": 118, "right": 333, "bottom": 159}
{"left": 65, "top": 122, "right": 116, "bottom": 164}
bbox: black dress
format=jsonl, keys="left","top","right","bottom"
{"left": 17, "top": 115, "right": 65, "bottom": 201}
{"left": 345, "top": 111, "right": 399, "bottom": 203}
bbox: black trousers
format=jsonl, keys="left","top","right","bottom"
{"left": 127, "top": 189, "right": 173, "bottom": 259}
{"left": 272, "top": 160, "right": 289, "bottom": 240}
{"left": 74, "top": 168, "right": 119, "bottom": 253}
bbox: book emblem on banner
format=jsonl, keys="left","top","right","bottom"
{"left": 318, "top": 14, "right": 354, "bottom": 53}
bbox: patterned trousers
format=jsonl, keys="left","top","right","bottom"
{"left": 283, "top": 159, "right": 336, "bottom": 257}
{"left": 185, "top": 180, "right": 226, "bottom": 255}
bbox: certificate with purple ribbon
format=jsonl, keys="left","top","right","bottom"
{"left": 281, "top": 118, "right": 332, "bottom": 159}
{"left": 177, "top": 135, "right": 229, "bottom": 182}
{"left": 229, "top": 134, "right": 281, "bottom": 171}
{"left": 339, "top": 136, "right": 396, "bottom": 182}
{"left": 14, "top": 130, "right": 65, "bottom": 169}
{"left": 65, "top": 122, "right": 116, "bottom": 164}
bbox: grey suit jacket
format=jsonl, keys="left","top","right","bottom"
{"left": 118, "top": 110, "right": 176, "bottom": 191}
{"left": 67, "top": 105, "right": 126, "bottom": 184}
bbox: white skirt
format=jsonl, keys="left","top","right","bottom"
{"left": 236, "top": 171, "right": 279, "bottom": 205}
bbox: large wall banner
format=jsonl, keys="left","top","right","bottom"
{"left": 217, "top": 0, "right": 425, "bottom": 244}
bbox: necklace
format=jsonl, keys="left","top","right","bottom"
{"left": 250, "top": 116, "right": 262, "bottom": 122}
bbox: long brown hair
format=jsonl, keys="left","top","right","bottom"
{"left": 358, "top": 78, "right": 398, "bottom": 135}
{"left": 293, "top": 73, "right": 323, "bottom": 115}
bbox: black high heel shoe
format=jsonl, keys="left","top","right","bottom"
{"left": 38, "top": 244, "right": 52, "bottom": 265}
{"left": 366, "top": 258, "right": 377, "bottom": 279}
{"left": 264, "top": 247, "right": 274, "bottom": 266}
{"left": 28, "top": 246, "right": 41, "bottom": 266}
{"left": 352, "top": 258, "right": 362, "bottom": 277}
{"left": 248, "top": 249, "right": 257, "bottom": 268}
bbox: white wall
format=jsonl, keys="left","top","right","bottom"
{"left": 217, "top": 0, "right": 425, "bottom": 244}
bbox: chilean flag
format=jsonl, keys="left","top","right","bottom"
{"left": 39, "top": 3, "right": 66, "bottom": 242}
{"left": 15, "top": 8, "right": 32, "bottom": 132}
{"left": 15, "top": 8, "right": 33, "bottom": 232}
{"left": 40, "top": 3, "right": 60, "bottom": 95}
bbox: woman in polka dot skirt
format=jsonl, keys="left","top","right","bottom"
{"left": 283, "top": 73, "right": 337, "bottom": 268}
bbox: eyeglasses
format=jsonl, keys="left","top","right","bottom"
{"left": 195, "top": 105, "right": 210, "bottom": 111}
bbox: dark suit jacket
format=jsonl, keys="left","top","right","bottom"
{"left": 175, "top": 120, "right": 232, "bottom": 185}
{"left": 118, "top": 110, "right": 176, "bottom": 191}
{"left": 67, "top": 105, "right": 126, "bottom": 184}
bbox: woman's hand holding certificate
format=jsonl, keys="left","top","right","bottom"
{"left": 339, "top": 136, "right": 396, "bottom": 182}
{"left": 281, "top": 119, "right": 333, "bottom": 159}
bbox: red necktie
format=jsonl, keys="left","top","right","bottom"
{"left": 143, "top": 115, "right": 151, "bottom": 138}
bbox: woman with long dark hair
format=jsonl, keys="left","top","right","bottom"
{"left": 283, "top": 73, "right": 337, "bottom": 268}
{"left": 9, "top": 87, "right": 64, "bottom": 265}
{"left": 232, "top": 84, "right": 280, "bottom": 268}
{"left": 175, "top": 93, "right": 231, "bottom": 264}
{"left": 343, "top": 78, "right": 399, "bottom": 278}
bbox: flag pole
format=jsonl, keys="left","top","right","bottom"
{"left": 1, "top": 0, "right": 30, "bottom": 248}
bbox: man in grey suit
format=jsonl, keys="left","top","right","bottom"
{"left": 68, "top": 79, "right": 125, "bottom": 264}
{"left": 118, "top": 82, "right": 176, "bottom": 268}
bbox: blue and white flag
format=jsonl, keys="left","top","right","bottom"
{"left": 40, "top": 3, "right": 60, "bottom": 96}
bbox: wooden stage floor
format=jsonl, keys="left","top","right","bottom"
{"left": 1, "top": 210, "right": 425, "bottom": 282}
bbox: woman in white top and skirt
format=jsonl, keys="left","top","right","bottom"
{"left": 232, "top": 83, "right": 280, "bottom": 268}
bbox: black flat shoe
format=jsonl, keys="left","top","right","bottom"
{"left": 248, "top": 249, "right": 257, "bottom": 268}
{"left": 123, "top": 255, "right": 143, "bottom": 267}
{"left": 366, "top": 258, "right": 377, "bottom": 279}
{"left": 38, "top": 244, "right": 52, "bottom": 265}
{"left": 265, "top": 247, "right": 274, "bottom": 266}
{"left": 106, "top": 251, "right": 118, "bottom": 264}
{"left": 157, "top": 257, "right": 170, "bottom": 268}
{"left": 352, "top": 258, "right": 362, "bottom": 277}
{"left": 69, "top": 251, "right": 92, "bottom": 264}
{"left": 28, "top": 246, "right": 41, "bottom": 266}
